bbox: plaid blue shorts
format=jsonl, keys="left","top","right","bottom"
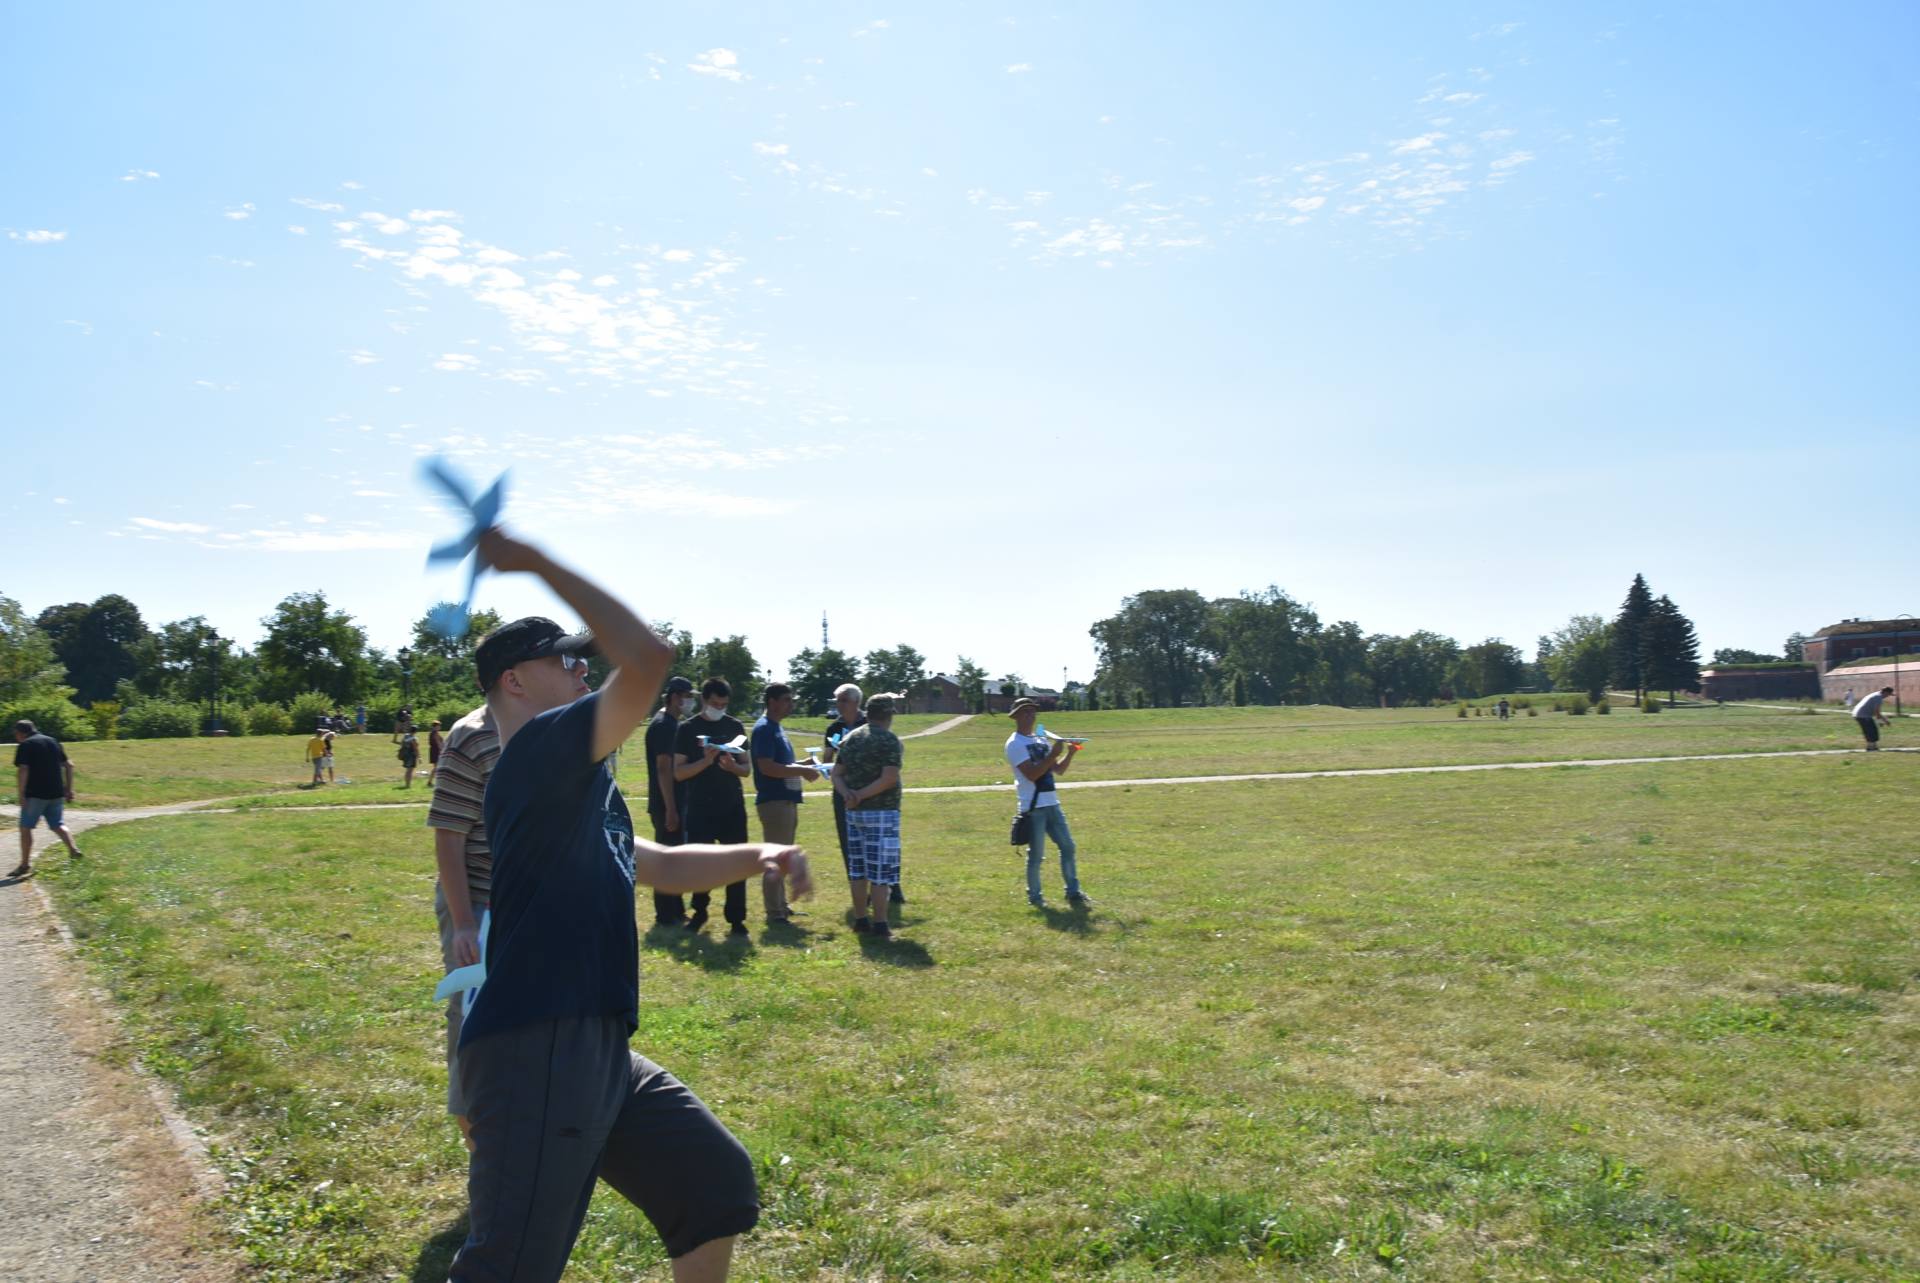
{"left": 846, "top": 809, "right": 901, "bottom": 886}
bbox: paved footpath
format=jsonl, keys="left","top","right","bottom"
{"left": 0, "top": 802, "right": 235, "bottom": 1283}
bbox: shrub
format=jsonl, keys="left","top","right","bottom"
{"left": 1527, "top": 706, "right": 1538, "bottom": 717}
{"left": 213, "top": 708, "right": 247, "bottom": 736}
{"left": 1562, "top": 693, "right": 1590, "bottom": 716}
{"left": 247, "top": 703, "right": 294, "bottom": 736}
{"left": 0, "top": 694, "right": 93, "bottom": 742}
{"left": 120, "top": 699, "right": 202, "bottom": 739}
{"left": 1642, "top": 696, "right": 1662, "bottom": 714}
{"left": 288, "top": 691, "right": 338, "bottom": 733}
{"left": 85, "top": 700, "right": 121, "bottom": 740}
{"left": 1595, "top": 699, "right": 1611, "bottom": 714}
{"left": 1512, "top": 697, "right": 1532, "bottom": 709}
{"left": 1456, "top": 703, "right": 1468, "bottom": 718}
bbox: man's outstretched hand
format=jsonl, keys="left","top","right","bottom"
{"left": 476, "top": 527, "right": 546, "bottom": 576}
{"left": 760, "top": 846, "right": 813, "bottom": 900}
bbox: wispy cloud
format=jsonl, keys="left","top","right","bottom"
{"left": 131, "top": 516, "right": 212, "bottom": 534}
{"left": 345, "top": 348, "right": 381, "bottom": 365}
{"left": 120, "top": 168, "right": 160, "bottom": 182}
{"left": 689, "top": 48, "right": 746, "bottom": 82}
{"left": 7, "top": 229, "right": 67, "bottom": 244}
{"left": 1004, "top": 63, "right": 1032, "bottom": 75}
{"left": 224, "top": 202, "right": 256, "bottom": 220}
{"left": 293, "top": 196, "right": 345, "bottom": 212}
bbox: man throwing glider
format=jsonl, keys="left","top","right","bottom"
{"left": 447, "top": 527, "right": 811, "bottom": 1283}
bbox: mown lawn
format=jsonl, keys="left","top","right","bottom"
{"left": 38, "top": 752, "right": 1919, "bottom": 1281}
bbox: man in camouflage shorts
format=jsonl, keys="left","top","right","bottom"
{"left": 832, "top": 692, "right": 904, "bottom": 939}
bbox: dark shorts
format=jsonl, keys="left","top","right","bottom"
{"left": 685, "top": 804, "right": 749, "bottom": 846}
{"left": 450, "top": 1016, "right": 758, "bottom": 1280}
{"left": 1858, "top": 717, "right": 1880, "bottom": 744}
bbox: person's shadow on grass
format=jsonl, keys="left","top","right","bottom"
{"left": 857, "top": 932, "right": 935, "bottom": 968}
{"left": 409, "top": 1213, "right": 469, "bottom": 1282}
{"left": 642, "top": 923, "right": 752, "bottom": 973}
{"left": 1037, "top": 903, "right": 1101, "bottom": 936}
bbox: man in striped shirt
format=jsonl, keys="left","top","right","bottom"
{"left": 426, "top": 702, "right": 501, "bottom": 1144}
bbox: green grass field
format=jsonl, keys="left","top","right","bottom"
{"left": 14, "top": 704, "right": 1894, "bottom": 812}
{"left": 33, "top": 722, "right": 1919, "bottom": 1281}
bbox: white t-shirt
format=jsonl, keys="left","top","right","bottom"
{"left": 1005, "top": 732, "right": 1061, "bottom": 810}
{"left": 1852, "top": 691, "right": 1888, "bottom": 720}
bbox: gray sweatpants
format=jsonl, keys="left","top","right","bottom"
{"left": 448, "top": 1015, "right": 759, "bottom": 1281}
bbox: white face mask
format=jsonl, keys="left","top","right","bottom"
{"left": 678, "top": 696, "right": 699, "bottom": 716}
{"left": 701, "top": 704, "right": 726, "bottom": 721}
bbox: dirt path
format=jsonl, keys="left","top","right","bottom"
{"left": 1, "top": 804, "right": 237, "bottom": 1283}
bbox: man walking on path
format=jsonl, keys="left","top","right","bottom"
{"left": 751, "top": 683, "right": 819, "bottom": 924}
{"left": 646, "top": 676, "right": 698, "bottom": 926}
{"left": 12, "top": 720, "right": 83, "bottom": 877}
{"left": 307, "top": 725, "right": 330, "bottom": 786}
{"left": 834, "top": 692, "right": 904, "bottom": 938}
{"left": 674, "top": 678, "right": 754, "bottom": 936}
{"left": 425, "top": 701, "right": 503, "bottom": 1145}
{"left": 448, "top": 530, "right": 810, "bottom": 1283}
{"left": 1005, "top": 697, "right": 1089, "bottom": 909}
{"left": 1853, "top": 686, "right": 1895, "bottom": 750}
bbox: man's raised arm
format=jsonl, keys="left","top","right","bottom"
{"left": 478, "top": 529, "right": 672, "bottom": 761}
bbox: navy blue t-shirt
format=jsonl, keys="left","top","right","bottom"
{"left": 462, "top": 691, "right": 638, "bottom": 1049}
{"left": 749, "top": 715, "right": 804, "bottom": 807}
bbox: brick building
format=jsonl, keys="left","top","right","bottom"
{"left": 1803, "top": 618, "right": 1919, "bottom": 707}
{"left": 1694, "top": 667, "right": 1821, "bottom": 701}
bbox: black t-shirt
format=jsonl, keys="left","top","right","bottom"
{"left": 823, "top": 715, "right": 865, "bottom": 810}
{"left": 642, "top": 710, "right": 681, "bottom": 816}
{"left": 675, "top": 714, "right": 747, "bottom": 815}
{"left": 14, "top": 734, "right": 68, "bottom": 801}
{"left": 462, "top": 691, "right": 638, "bottom": 1050}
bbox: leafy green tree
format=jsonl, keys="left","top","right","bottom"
{"left": 954, "top": 656, "right": 987, "bottom": 713}
{"left": 1781, "top": 632, "right": 1809, "bottom": 663}
{"left": 1450, "top": 639, "right": 1525, "bottom": 699}
{"left": 0, "top": 595, "right": 65, "bottom": 705}
{"left": 1365, "top": 631, "right": 1459, "bottom": 706}
{"left": 1711, "top": 647, "right": 1777, "bottom": 665}
{"left": 690, "top": 635, "right": 762, "bottom": 709}
{"left": 256, "top": 592, "right": 370, "bottom": 704}
{"left": 860, "top": 644, "right": 927, "bottom": 697}
{"left": 1609, "top": 573, "right": 1655, "bottom": 699}
{"left": 1307, "top": 620, "right": 1370, "bottom": 706}
{"left": 1089, "top": 588, "right": 1215, "bottom": 708}
{"left": 409, "top": 605, "right": 506, "bottom": 661}
{"left": 1544, "top": 615, "right": 1612, "bottom": 700}
{"left": 1642, "top": 594, "right": 1702, "bottom": 701}
{"left": 35, "top": 594, "right": 149, "bottom": 705}
{"left": 787, "top": 646, "right": 858, "bottom": 713}
{"left": 1207, "top": 586, "right": 1319, "bottom": 704}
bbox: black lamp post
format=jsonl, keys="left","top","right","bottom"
{"left": 205, "top": 630, "right": 223, "bottom": 734}
{"left": 1895, "top": 615, "right": 1913, "bottom": 717}
{"left": 397, "top": 646, "right": 415, "bottom": 708}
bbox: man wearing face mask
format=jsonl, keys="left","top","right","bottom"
{"left": 673, "top": 678, "right": 754, "bottom": 936}
{"left": 645, "top": 676, "right": 699, "bottom": 927}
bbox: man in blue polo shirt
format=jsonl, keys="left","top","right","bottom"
{"left": 447, "top": 528, "right": 813, "bottom": 1283}
{"left": 750, "top": 683, "right": 818, "bottom": 924}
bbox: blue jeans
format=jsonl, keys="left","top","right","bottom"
{"left": 1025, "top": 804, "right": 1081, "bottom": 903}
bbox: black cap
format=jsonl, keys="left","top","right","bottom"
{"left": 665, "top": 675, "right": 695, "bottom": 694}
{"left": 474, "top": 617, "right": 597, "bottom": 693}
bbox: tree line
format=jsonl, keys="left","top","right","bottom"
{"left": 1085, "top": 575, "right": 1707, "bottom": 709}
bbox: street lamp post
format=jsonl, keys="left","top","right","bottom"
{"left": 208, "top": 629, "right": 223, "bottom": 734}
{"left": 1894, "top": 615, "right": 1914, "bottom": 717}
{"left": 397, "top": 646, "right": 414, "bottom": 709}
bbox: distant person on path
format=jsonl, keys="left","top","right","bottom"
{"left": 834, "top": 692, "right": 904, "bottom": 938}
{"left": 426, "top": 720, "right": 445, "bottom": 782}
{"left": 1006, "top": 697, "right": 1088, "bottom": 909}
{"left": 1497, "top": 698, "right": 1511, "bottom": 721}
{"left": 11, "top": 720, "right": 83, "bottom": 877}
{"left": 321, "top": 729, "right": 337, "bottom": 784}
{"left": 307, "top": 725, "right": 330, "bottom": 785}
{"left": 751, "top": 683, "right": 819, "bottom": 925}
{"left": 646, "top": 676, "right": 698, "bottom": 926}
{"left": 674, "top": 678, "right": 753, "bottom": 936}
{"left": 1852, "top": 686, "right": 1894, "bottom": 750}
{"left": 356, "top": 702, "right": 368, "bottom": 734}
{"left": 446, "top": 535, "right": 808, "bottom": 1282}
{"left": 396, "top": 724, "right": 421, "bottom": 787}
{"left": 425, "top": 702, "right": 501, "bottom": 1146}
{"left": 1841, "top": 687, "right": 1854, "bottom": 709}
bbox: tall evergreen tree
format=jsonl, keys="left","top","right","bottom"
{"left": 1608, "top": 574, "right": 1655, "bottom": 699}
{"left": 1642, "top": 595, "right": 1702, "bottom": 701}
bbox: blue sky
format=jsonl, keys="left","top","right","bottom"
{"left": 4, "top": 2, "right": 1915, "bottom": 687}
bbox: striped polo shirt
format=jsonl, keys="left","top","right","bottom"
{"left": 425, "top": 704, "right": 500, "bottom": 909}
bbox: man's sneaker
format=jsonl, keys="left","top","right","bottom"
{"left": 891, "top": 886, "right": 907, "bottom": 904}
{"left": 729, "top": 922, "right": 750, "bottom": 938}
{"left": 852, "top": 917, "right": 871, "bottom": 934}
{"left": 684, "top": 908, "right": 709, "bottom": 932}
{"left": 871, "top": 921, "right": 893, "bottom": 940}
{"left": 1066, "top": 892, "right": 1093, "bottom": 907}
{"left": 1028, "top": 898, "right": 1046, "bottom": 909}
{"left": 6, "top": 864, "right": 30, "bottom": 879}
